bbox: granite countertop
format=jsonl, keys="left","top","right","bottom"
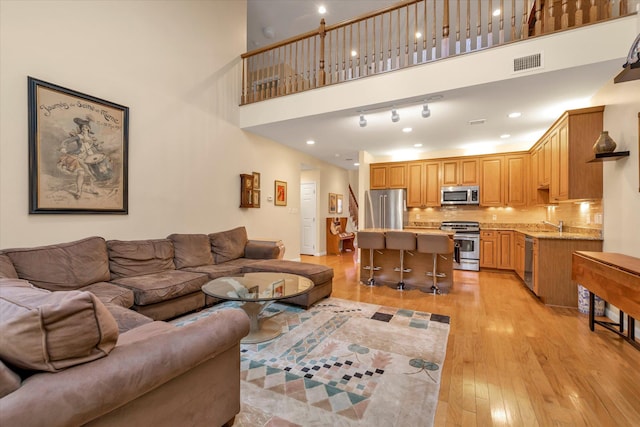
{"left": 360, "top": 227, "right": 453, "bottom": 236}
{"left": 406, "top": 223, "right": 602, "bottom": 241}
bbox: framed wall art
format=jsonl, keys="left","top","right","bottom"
{"left": 28, "top": 77, "right": 129, "bottom": 214}
{"left": 252, "top": 171, "right": 260, "bottom": 189}
{"left": 275, "top": 180, "right": 287, "bottom": 206}
{"left": 329, "top": 193, "right": 337, "bottom": 214}
{"left": 337, "top": 194, "right": 344, "bottom": 214}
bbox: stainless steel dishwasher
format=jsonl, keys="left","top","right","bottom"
{"left": 524, "top": 236, "right": 534, "bottom": 292}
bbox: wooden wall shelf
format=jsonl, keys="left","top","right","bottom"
{"left": 589, "top": 151, "right": 630, "bottom": 162}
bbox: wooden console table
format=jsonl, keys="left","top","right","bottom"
{"left": 326, "top": 217, "right": 355, "bottom": 255}
{"left": 572, "top": 251, "right": 640, "bottom": 350}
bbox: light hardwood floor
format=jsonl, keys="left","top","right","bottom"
{"left": 301, "top": 253, "right": 640, "bottom": 427}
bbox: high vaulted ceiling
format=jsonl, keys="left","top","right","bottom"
{"left": 245, "top": 0, "right": 628, "bottom": 170}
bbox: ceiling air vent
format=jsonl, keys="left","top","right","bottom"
{"left": 513, "top": 53, "right": 543, "bottom": 73}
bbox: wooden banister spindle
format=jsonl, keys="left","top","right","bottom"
{"left": 620, "top": 0, "right": 628, "bottom": 15}
{"left": 349, "top": 24, "right": 353, "bottom": 79}
{"left": 510, "top": 0, "right": 516, "bottom": 41}
{"left": 423, "top": 0, "right": 427, "bottom": 61}
{"left": 386, "top": 12, "right": 391, "bottom": 70}
{"left": 589, "top": 0, "right": 597, "bottom": 23}
{"left": 371, "top": 15, "right": 376, "bottom": 73}
{"left": 319, "top": 19, "right": 326, "bottom": 86}
{"left": 575, "top": 0, "right": 583, "bottom": 26}
{"left": 342, "top": 26, "right": 346, "bottom": 82}
{"left": 432, "top": 0, "right": 437, "bottom": 59}
{"left": 356, "top": 21, "right": 361, "bottom": 78}
{"left": 241, "top": 58, "right": 246, "bottom": 104}
{"left": 442, "top": 0, "right": 450, "bottom": 57}
{"left": 364, "top": 19, "right": 368, "bottom": 76}
{"left": 604, "top": 0, "right": 612, "bottom": 19}
{"left": 561, "top": 0, "right": 569, "bottom": 29}
{"left": 477, "top": 0, "right": 482, "bottom": 48}
{"left": 521, "top": 0, "right": 528, "bottom": 39}
{"left": 534, "top": 0, "right": 542, "bottom": 36}
{"left": 487, "top": 0, "right": 493, "bottom": 47}
{"left": 499, "top": 0, "right": 505, "bottom": 44}
{"left": 413, "top": 2, "right": 418, "bottom": 64}
{"left": 466, "top": 0, "right": 471, "bottom": 51}
{"left": 455, "top": 0, "right": 461, "bottom": 54}
{"left": 547, "top": 0, "right": 555, "bottom": 32}
{"left": 396, "top": 8, "right": 401, "bottom": 68}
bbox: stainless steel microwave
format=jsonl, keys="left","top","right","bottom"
{"left": 441, "top": 185, "right": 480, "bottom": 205}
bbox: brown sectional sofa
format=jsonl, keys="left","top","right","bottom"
{"left": 0, "top": 226, "right": 333, "bottom": 426}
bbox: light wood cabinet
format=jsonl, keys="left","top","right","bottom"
{"left": 514, "top": 233, "right": 525, "bottom": 279}
{"left": 441, "top": 158, "right": 478, "bottom": 186}
{"left": 479, "top": 156, "right": 503, "bottom": 206}
{"left": 481, "top": 230, "right": 514, "bottom": 270}
{"left": 504, "top": 154, "right": 528, "bottom": 207}
{"left": 370, "top": 162, "right": 407, "bottom": 189}
{"left": 406, "top": 161, "right": 440, "bottom": 208}
{"left": 480, "top": 231, "right": 497, "bottom": 269}
{"left": 531, "top": 106, "right": 604, "bottom": 202}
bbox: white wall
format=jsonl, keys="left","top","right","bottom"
{"left": 0, "top": 0, "right": 348, "bottom": 258}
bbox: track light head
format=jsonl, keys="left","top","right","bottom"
{"left": 391, "top": 109, "right": 400, "bottom": 123}
{"left": 421, "top": 103, "right": 431, "bottom": 118}
{"left": 359, "top": 114, "right": 367, "bottom": 128}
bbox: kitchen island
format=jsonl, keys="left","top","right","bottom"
{"left": 357, "top": 228, "right": 455, "bottom": 293}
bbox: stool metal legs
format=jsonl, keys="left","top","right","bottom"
{"left": 394, "top": 250, "right": 413, "bottom": 290}
{"left": 363, "top": 249, "right": 381, "bottom": 286}
{"left": 428, "top": 254, "right": 447, "bottom": 294}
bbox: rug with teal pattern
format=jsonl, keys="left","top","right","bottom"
{"left": 173, "top": 297, "right": 450, "bottom": 426}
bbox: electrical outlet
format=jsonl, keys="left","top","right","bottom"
{"left": 492, "top": 214, "right": 497, "bottom": 220}
{"left": 594, "top": 213, "right": 603, "bottom": 224}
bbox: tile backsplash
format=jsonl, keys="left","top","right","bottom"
{"left": 408, "top": 201, "right": 603, "bottom": 231}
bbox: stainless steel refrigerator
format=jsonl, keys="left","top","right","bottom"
{"left": 364, "top": 189, "right": 407, "bottom": 229}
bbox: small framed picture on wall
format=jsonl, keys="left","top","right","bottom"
{"left": 329, "top": 193, "right": 337, "bottom": 213}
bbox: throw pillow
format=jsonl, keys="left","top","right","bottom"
{"left": 167, "top": 233, "right": 214, "bottom": 269}
{"left": 209, "top": 227, "right": 248, "bottom": 263}
{"left": 0, "top": 254, "right": 18, "bottom": 279}
{"left": 0, "top": 278, "right": 118, "bottom": 372}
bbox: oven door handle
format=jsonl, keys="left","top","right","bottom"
{"left": 454, "top": 242, "right": 461, "bottom": 264}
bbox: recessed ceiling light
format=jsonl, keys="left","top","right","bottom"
{"left": 500, "top": 134, "right": 511, "bottom": 139}
{"left": 306, "top": 140, "right": 315, "bottom": 145}
{"left": 493, "top": 8, "right": 501, "bottom": 16}
{"left": 414, "top": 143, "right": 423, "bottom": 147}
{"left": 351, "top": 50, "right": 357, "bottom": 57}
{"left": 508, "top": 112, "right": 522, "bottom": 118}
{"left": 402, "top": 127, "right": 412, "bottom": 133}
{"left": 415, "top": 32, "right": 422, "bottom": 39}
{"left": 318, "top": 5, "right": 326, "bottom": 14}
{"left": 354, "top": 162, "right": 360, "bottom": 166}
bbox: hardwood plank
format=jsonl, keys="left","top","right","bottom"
{"left": 306, "top": 253, "right": 640, "bottom": 426}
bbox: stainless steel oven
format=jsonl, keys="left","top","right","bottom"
{"left": 440, "top": 221, "right": 480, "bottom": 271}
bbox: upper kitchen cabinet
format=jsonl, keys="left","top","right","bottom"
{"left": 441, "top": 158, "right": 479, "bottom": 186}
{"left": 504, "top": 154, "right": 528, "bottom": 207}
{"left": 370, "top": 162, "right": 407, "bottom": 189}
{"left": 407, "top": 161, "right": 440, "bottom": 208}
{"left": 479, "top": 156, "right": 504, "bottom": 206}
{"left": 532, "top": 106, "right": 604, "bottom": 202}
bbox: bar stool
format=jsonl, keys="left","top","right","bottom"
{"left": 417, "top": 234, "right": 454, "bottom": 294}
{"left": 357, "top": 231, "right": 385, "bottom": 286}
{"left": 385, "top": 231, "right": 416, "bottom": 290}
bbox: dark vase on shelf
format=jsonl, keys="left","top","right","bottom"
{"left": 592, "top": 131, "right": 617, "bottom": 154}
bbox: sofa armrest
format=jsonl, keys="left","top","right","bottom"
{"left": 0, "top": 309, "right": 250, "bottom": 427}
{"left": 245, "top": 239, "right": 285, "bottom": 259}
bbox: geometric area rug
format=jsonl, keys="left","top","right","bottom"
{"left": 172, "top": 297, "right": 450, "bottom": 427}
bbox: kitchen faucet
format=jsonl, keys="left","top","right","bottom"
{"left": 542, "top": 220, "right": 563, "bottom": 232}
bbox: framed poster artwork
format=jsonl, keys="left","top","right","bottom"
{"left": 28, "top": 77, "right": 129, "bottom": 214}
{"left": 252, "top": 171, "right": 260, "bottom": 189}
{"left": 275, "top": 180, "right": 287, "bottom": 206}
{"left": 337, "top": 194, "right": 344, "bottom": 214}
{"left": 329, "top": 193, "right": 337, "bottom": 214}
{"left": 253, "top": 189, "right": 261, "bottom": 208}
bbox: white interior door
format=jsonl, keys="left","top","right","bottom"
{"left": 300, "top": 182, "right": 317, "bottom": 255}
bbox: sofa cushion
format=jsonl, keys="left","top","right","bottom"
{"left": 110, "top": 270, "right": 208, "bottom": 306}
{"left": 104, "top": 303, "right": 154, "bottom": 334}
{"left": 107, "top": 239, "right": 176, "bottom": 279}
{"left": 167, "top": 233, "right": 213, "bottom": 269}
{"left": 2, "top": 237, "right": 110, "bottom": 290}
{"left": 0, "top": 278, "right": 118, "bottom": 372}
{"left": 209, "top": 227, "right": 248, "bottom": 263}
{"left": 0, "top": 254, "right": 18, "bottom": 279}
{"left": 181, "top": 263, "right": 244, "bottom": 280}
{"left": 80, "top": 281, "right": 135, "bottom": 308}
{"left": 0, "top": 360, "right": 21, "bottom": 398}
{"left": 242, "top": 259, "right": 334, "bottom": 285}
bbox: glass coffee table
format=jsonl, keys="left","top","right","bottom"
{"left": 202, "top": 272, "right": 314, "bottom": 343}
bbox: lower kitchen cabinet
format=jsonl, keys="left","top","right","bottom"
{"left": 532, "top": 238, "right": 602, "bottom": 307}
{"left": 480, "top": 230, "right": 513, "bottom": 270}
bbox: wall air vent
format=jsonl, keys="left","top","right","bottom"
{"left": 513, "top": 53, "right": 543, "bottom": 73}
{"left": 468, "top": 119, "right": 486, "bottom": 125}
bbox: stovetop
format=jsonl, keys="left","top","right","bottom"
{"left": 440, "top": 221, "right": 480, "bottom": 232}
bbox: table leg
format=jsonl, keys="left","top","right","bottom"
{"left": 589, "top": 292, "right": 595, "bottom": 332}
{"left": 629, "top": 317, "right": 636, "bottom": 341}
{"left": 239, "top": 301, "right": 282, "bottom": 344}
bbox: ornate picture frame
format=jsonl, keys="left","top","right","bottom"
{"left": 275, "top": 180, "right": 287, "bottom": 206}
{"left": 329, "top": 193, "right": 337, "bottom": 213}
{"left": 28, "top": 77, "right": 129, "bottom": 214}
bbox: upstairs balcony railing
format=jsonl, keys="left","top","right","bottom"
{"left": 240, "top": 0, "right": 634, "bottom": 105}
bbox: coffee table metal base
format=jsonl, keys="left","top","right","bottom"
{"left": 240, "top": 301, "right": 281, "bottom": 344}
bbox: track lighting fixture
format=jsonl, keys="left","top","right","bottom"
{"left": 359, "top": 114, "right": 367, "bottom": 127}
{"left": 391, "top": 109, "right": 400, "bottom": 123}
{"left": 421, "top": 103, "right": 431, "bottom": 118}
